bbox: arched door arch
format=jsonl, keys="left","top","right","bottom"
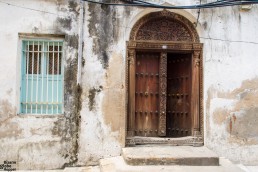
{"left": 126, "top": 10, "right": 203, "bottom": 146}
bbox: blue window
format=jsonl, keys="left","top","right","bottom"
{"left": 20, "top": 39, "right": 64, "bottom": 114}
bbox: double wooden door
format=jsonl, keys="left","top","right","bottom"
{"left": 134, "top": 52, "right": 192, "bottom": 138}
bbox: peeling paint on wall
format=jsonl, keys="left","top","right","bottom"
{"left": 206, "top": 77, "right": 258, "bottom": 164}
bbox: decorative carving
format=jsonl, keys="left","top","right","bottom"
{"left": 130, "top": 10, "right": 199, "bottom": 43}
{"left": 128, "top": 49, "right": 136, "bottom": 137}
{"left": 127, "top": 41, "right": 137, "bottom": 48}
{"left": 193, "top": 51, "right": 201, "bottom": 58}
{"left": 194, "top": 58, "right": 200, "bottom": 66}
{"left": 128, "top": 50, "right": 135, "bottom": 65}
{"left": 193, "top": 43, "right": 203, "bottom": 50}
{"left": 127, "top": 41, "right": 202, "bottom": 51}
{"left": 126, "top": 10, "right": 204, "bottom": 146}
{"left": 126, "top": 137, "right": 136, "bottom": 146}
{"left": 191, "top": 50, "right": 201, "bottom": 133}
{"left": 158, "top": 52, "right": 167, "bottom": 136}
{"left": 193, "top": 51, "right": 201, "bottom": 66}
{"left": 125, "top": 48, "right": 130, "bottom": 139}
{"left": 199, "top": 51, "right": 204, "bottom": 138}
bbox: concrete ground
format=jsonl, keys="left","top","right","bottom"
{"left": 16, "top": 159, "right": 258, "bottom": 172}
{"left": 16, "top": 146, "right": 258, "bottom": 172}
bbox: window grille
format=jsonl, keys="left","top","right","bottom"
{"left": 20, "top": 40, "right": 64, "bottom": 114}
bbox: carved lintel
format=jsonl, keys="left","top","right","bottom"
{"left": 158, "top": 52, "right": 167, "bottom": 136}
{"left": 132, "top": 41, "right": 202, "bottom": 51}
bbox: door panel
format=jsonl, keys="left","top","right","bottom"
{"left": 135, "top": 52, "right": 160, "bottom": 137}
{"left": 166, "top": 54, "right": 192, "bottom": 137}
{"left": 134, "top": 52, "right": 192, "bottom": 138}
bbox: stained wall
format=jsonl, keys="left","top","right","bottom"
{"left": 0, "top": 0, "right": 258, "bottom": 170}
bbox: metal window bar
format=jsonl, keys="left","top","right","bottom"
{"left": 60, "top": 44, "right": 64, "bottom": 113}
{"left": 25, "top": 42, "right": 29, "bottom": 114}
{"left": 21, "top": 40, "right": 63, "bottom": 114}
{"left": 30, "top": 42, "right": 35, "bottom": 113}
{"left": 46, "top": 42, "right": 49, "bottom": 114}
{"left": 57, "top": 42, "right": 59, "bottom": 113}
{"left": 41, "top": 41, "right": 44, "bottom": 114}
{"left": 52, "top": 44, "right": 54, "bottom": 114}
{"left": 36, "top": 41, "right": 39, "bottom": 114}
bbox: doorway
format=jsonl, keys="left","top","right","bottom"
{"left": 126, "top": 10, "right": 203, "bottom": 146}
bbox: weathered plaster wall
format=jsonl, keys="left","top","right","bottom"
{"left": 0, "top": 0, "right": 81, "bottom": 169}
{"left": 200, "top": 5, "right": 258, "bottom": 165}
{"left": 81, "top": 0, "right": 258, "bottom": 165}
{"left": 77, "top": 2, "right": 130, "bottom": 165}
{"left": 1, "top": 0, "right": 258, "bottom": 170}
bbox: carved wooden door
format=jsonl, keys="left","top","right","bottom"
{"left": 135, "top": 52, "right": 160, "bottom": 137}
{"left": 134, "top": 52, "right": 192, "bottom": 138}
{"left": 166, "top": 53, "right": 192, "bottom": 137}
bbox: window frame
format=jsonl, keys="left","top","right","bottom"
{"left": 18, "top": 35, "right": 65, "bottom": 115}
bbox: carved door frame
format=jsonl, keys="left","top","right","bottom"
{"left": 125, "top": 10, "right": 203, "bottom": 146}
{"left": 126, "top": 41, "right": 203, "bottom": 146}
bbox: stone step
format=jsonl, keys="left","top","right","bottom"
{"left": 99, "top": 156, "right": 245, "bottom": 172}
{"left": 122, "top": 146, "right": 219, "bottom": 166}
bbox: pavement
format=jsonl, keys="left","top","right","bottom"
{"left": 15, "top": 146, "right": 258, "bottom": 172}
{"left": 15, "top": 160, "right": 258, "bottom": 172}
